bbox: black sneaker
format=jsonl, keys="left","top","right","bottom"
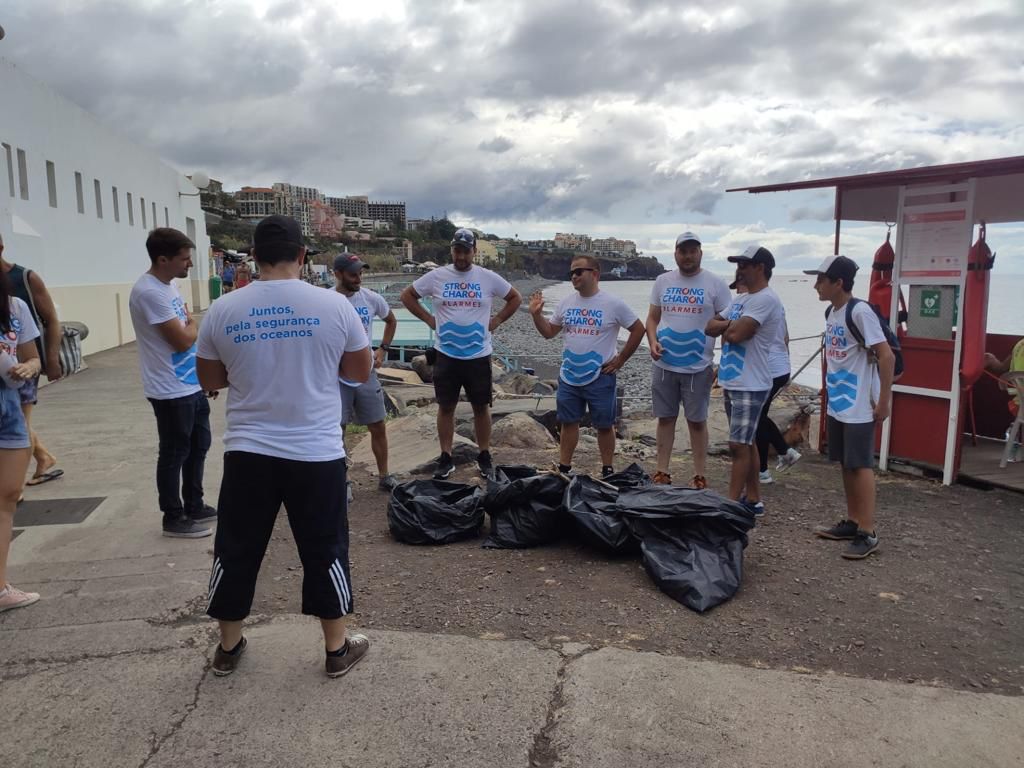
{"left": 378, "top": 474, "right": 398, "bottom": 492}
{"left": 188, "top": 505, "right": 218, "bottom": 524}
{"left": 815, "top": 519, "right": 858, "bottom": 540}
{"left": 601, "top": 465, "right": 615, "bottom": 478}
{"left": 842, "top": 531, "right": 880, "bottom": 560}
{"left": 162, "top": 517, "right": 212, "bottom": 539}
{"left": 433, "top": 452, "right": 455, "bottom": 479}
{"left": 212, "top": 636, "right": 247, "bottom": 677}
{"left": 477, "top": 450, "right": 494, "bottom": 479}
{"left": 325, "top": 634, "right": 370, "bottom": 678}
{"left": 742, "top": 500, "right": 766, "bottom": 518}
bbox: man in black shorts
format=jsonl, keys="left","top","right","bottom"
{"left": 400, "top": 228, "right": 521, "bottom": 479}
{"left": 197, "top": 216, "right": 373, "bottom": 677}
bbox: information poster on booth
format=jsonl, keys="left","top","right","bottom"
{"left": 900, "top": 208, "right": 970, "bottom": 278}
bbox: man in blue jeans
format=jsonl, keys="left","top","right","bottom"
{"left": 529, "top": 256, "right": 645, "bottom": 476}
{"left": 129, "top": 228, "right": 216, "bottom": 538}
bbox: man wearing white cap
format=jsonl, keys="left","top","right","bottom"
{"left": 805, "top": 255, "right": 893, "bottom": 560}
{"left": 705, "top": 245, "right": 784, "bottom": 514}
{"left": 645, "top": 232, "right": 731, "bottom": 488}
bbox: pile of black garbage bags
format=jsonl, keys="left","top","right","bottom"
{"left": 388, "top": 463, "right": 756, "bottom": 613}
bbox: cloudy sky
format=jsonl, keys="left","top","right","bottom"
{"left": 4, "top": 0, "right": 1024, "bottom": 271}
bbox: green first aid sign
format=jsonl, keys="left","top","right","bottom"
{"left": 920, "top": 289, "right": 941, "bottom": 318}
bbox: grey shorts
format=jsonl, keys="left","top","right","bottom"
{"left": 827, "top": 416, "right": 877, "bottom": 469}
{"left": 723, "top": 389, "right": 770, "bottom": 445}
{"left": 341, "top": 371, "right": 386, "bottom": 426}
{"left": 651, "top": 365, "right": 715, "bottom": 422}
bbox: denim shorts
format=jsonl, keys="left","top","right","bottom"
{"left": 0, "top": 386, "right": 31, "bottom": 450}
{"left": 557, "top": 372, "right": 617, "bottom": 429}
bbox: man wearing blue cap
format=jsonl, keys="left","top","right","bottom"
{"left": 400, "top": 228, "right": 522, "bottom": 479}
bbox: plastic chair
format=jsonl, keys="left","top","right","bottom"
{"left": 1000, "top": 371, "right": 1024, "bottom": 469}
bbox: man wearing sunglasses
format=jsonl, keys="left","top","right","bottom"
{"left": 705, "top": 245, "right": 784, "bottom": 516}
{"left": 401, "top": 228, "right": 521, "bottom": 479}
{"left": 530, "top": 256, "right": 645, "bottom": 476}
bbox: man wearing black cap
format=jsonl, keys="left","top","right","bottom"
{"left": 196, "top": 215, "right": 374, "bottom": 677}
{"left": 400, "top": 227, "right": 522, "bottom": 479}
{"left": 804, "top": 255, "right": 893, "bottom": 560}
{"left": 334, "top": 253, "right": 399, "bottom": 491}
{"left": 705, "top": 245, "right": 784, "bottom": 514}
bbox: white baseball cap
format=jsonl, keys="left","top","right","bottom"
{"left": 675, "top": 231, "right": 701, "bottom": 246}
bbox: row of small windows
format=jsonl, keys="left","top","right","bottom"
{"left": 3, "top": 143, "right": 171, "bottom": 229}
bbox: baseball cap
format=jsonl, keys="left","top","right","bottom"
{"left": 451, "top": 228, "right": 476, "bottom": 249}
{"left": 253, "top": 215, "right": 302, "bottom": 248}
{"left": 727, "top": 245, "right": 776, "bottom": 269}
{"left": 333, "top": 253, "right": 367, "bottom": 273}
{"left": 675, "top": 231, "right": 701, "bottom": 247}
{"left": 803, "top": 254, "right": 858, "bottom": 282}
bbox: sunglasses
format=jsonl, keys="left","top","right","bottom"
{"left": 569, "top": 267, "right": 595, "bottom": 277}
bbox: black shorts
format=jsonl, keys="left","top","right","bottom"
{"left": 826, "top": 416, "right": 877, "bottom": 470}
{"left": 206, "top": 451, "right": 353, "bottom": 622}
{"left": 432, "top": 351, "right": 493, "bottom": 408}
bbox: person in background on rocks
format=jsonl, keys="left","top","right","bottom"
{"left": 645, "top": 232, "right": 731, "bottom": 489}
{"left": 530, "top": 256, "right": 645, "bottom": 477}
{"left": 334, "top": 253, "right": 399, "bottom": 491}
{"left": 400, "top": 228, "right": 521, "bottom": 480}
{"left": 0, "top": 269, "right": 44, "bottom": 612}
{"left": 0, "top": 233, "right": 64, "bottom": 487}
{"left": 221, "top": 261, "right": 235, "bottom": 293}
{"left": 197, "top": 215, "right": 373, "bottom": 678}
{"left": 806, "top": 255, "right": 893, "bottom": 560}
{"left": 128, "top": 228, "right": 217, "bottom": 539}
{"left": 705, "top": 246, "right": 784, "bottom": 517}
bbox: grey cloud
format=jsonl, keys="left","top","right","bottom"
{"left": 687, "top": 190, "right": 721, "bottom": 215}
{"left": 479, "top": 137, "right": 514, "bottom": 153}
{"left": 789, "top": 205, "right": 834, "bottom": 222}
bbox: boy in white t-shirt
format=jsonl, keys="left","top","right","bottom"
{"left": 805, "top": 255, "right": 894, "bottom": 560}
{"left": 530, "top": 256, "right": 645, "bottom": 476}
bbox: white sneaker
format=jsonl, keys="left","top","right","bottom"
{"left": 0, "top": 583, "right": 40, "bottom": 613}
{"left": 776, "top": 448, "right": 802, "bottom": 473}
{"left": 759, "top": 470, "right": 774, "bottom": 484}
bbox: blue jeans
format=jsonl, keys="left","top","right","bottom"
{"left": 148, "top": 391, "right": 212, "bottom": 523}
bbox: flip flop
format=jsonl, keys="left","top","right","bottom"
{"left": 26, "top": 468, "right": 64, "bottom": 486}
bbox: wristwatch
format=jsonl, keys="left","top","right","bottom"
{"left": 379, "top": 344, "right": 391, "bottom": 351}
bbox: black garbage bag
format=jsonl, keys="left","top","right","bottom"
{"left": 481, "top": 465, "right": 569, "bottom": 549}
{"left": 601, "top": 462, "right": 652, "bottom": 489}
{"left": 388, "top": 480, "right": 484, "bottom": 545}
{"left": 563, "top": 475, "right": 639, "bottom": 555}
{"left": 619, "top": 487, "right": 756, "bottom": 612}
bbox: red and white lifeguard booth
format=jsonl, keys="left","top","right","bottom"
{"left": 729, "top": 156, "right": 1024, "bottom": 486}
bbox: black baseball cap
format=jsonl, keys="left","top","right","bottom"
{"left": 253, "top": 215, "right": 302, "bottom": 248}
{"left": 333, "top": 253, "right": 367, "bottom": 273}
{"left": 803, "top": 254, "right": 858, "bottom": 282}
{"left": 727, "top": 245, "right": 776, "bottom": 269}
{"left": 451, "top": 228, "right": 476, "bottom": 249}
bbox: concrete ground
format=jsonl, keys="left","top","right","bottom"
{"left": 2, "top": 343, "right": 1022, "bottom": 768}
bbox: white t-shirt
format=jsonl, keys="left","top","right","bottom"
{"left": 412, "top": 265, "right": 512, "bottom": 359}
{"left": 340, "top": 287, "right": 390, "bottom": 387}
{"left": 129, "top": 274, "right": 202, "bottom": 400}
{"left": 0, "top": 297, "right": 41, "bottom": 388}
{"left": 719, "top": 287, "right": 784, "bottom": 392}
{"left": 550, "top": 290, "right": 638, "bottom": 386}
{"left": 768, "top": 311, "right": 791, "bottom": 378}
{"left": 650, "top": 270, "right": 732, "bottom": 374}
{"left": 825, "top": 300, "right": 886, "bottom": 424}
{"left": 196, "top": 279, "right": 369, "bottom": 461}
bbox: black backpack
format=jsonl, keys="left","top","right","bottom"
{"left": 825, "top": 298, "right": 904, "bottom": 380}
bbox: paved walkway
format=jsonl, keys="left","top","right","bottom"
{"left": 2, "top": 344, "right": 1022, "bottom": 768}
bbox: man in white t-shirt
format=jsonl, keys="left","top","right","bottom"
{"left": 705, "top": 245, "right": 784, "bottom": 514}
{"left": 129, "top": 228, "right": 216, "bottom": 539}
{"left": 334, "top": 253, "right": 398, "bottom": 491}
{"left": 805, "top": 255, "right": 894, "bottom": 560}
{"left": 530, "top": 256, "right": 645, "bottom": 476}
{"left": 400, "top": 228, "right": 522, "bottom": 480}
{"left": 645, "top": 231, "right": 731, "bottom": 489}
{"left": 196, "top": 215, "right": 373, "bottom": 678}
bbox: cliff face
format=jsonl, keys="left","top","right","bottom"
{"left": 521, "top": 250, "right": 667, "bottom": 280}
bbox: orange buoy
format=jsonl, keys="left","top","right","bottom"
{"left": 960, "top": 223, "right": 994, "bottom": 387}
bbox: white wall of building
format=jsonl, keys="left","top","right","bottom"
{"left": 0, "top": 57, "right": 210, "bottom": 355}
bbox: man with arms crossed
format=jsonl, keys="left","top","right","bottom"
{"left": 197, "top": 216, "right": 373, "bottom": 677}
{"left": 705, "top": 245, "right": 784, "bottom": 516}
{"left": 806, "top": 255, "right": 893, "bottom": 559}
{"left": 530, "top": 256, "right": 645, "bottom": 476}
{"left": 646, "top": 232, "right": 731, "bottom": 489}
{"left": 334, "top": 253, "right": 399, "bottom": 491}
{"left": 400, "top": 228, "right": 521, "bottom": 480}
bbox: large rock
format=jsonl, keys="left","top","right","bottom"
{"left": 411, "top": 354, "right": 433, "bottom": 383}
{"left": 490, "top": 412, "right": 557, "bottom": 450}
{"left": 497, "top": 372, "right": 543, "bottom": 395}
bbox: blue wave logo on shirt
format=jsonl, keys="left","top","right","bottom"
{"left": 657, "top": 328, "right": 706, "bottom": 368}
{"left": 560, "top": 349, "right": 604, "bottom": 386}
{"left": 172, "top": 345, "right": 199, "bottom": 386}
{"left": 718, "top": 343, "right": 746, "bottom": 382}
{"left": 437, "top": 321, "right": 486, "bottom": 358}
{"left": 826, "top": 370, "right": 858, "bottom": 412}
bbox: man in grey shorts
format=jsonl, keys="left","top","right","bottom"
{"left": 646, "top": 232, "right": 731, "bottom": 489}
{"left": 335, "top": 254, "right": 399, "bottom": 491}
